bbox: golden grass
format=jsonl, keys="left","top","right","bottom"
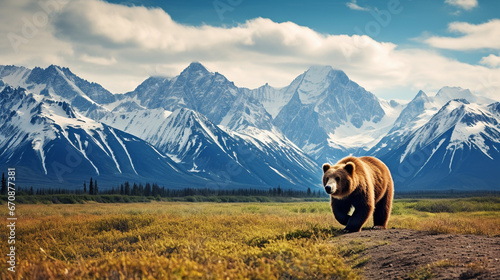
{"left": 0, "top": 199, "right": 498, "bottom": 279}
{"left": 1, "top": 202, "right": 359, "bottom": 279}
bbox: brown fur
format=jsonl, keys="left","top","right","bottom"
{"left": 322, "top": 156, "right": 394, "bottom": 232}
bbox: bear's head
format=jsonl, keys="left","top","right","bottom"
{"left": 322, "top": 162, "right": 356, "bottom": 198}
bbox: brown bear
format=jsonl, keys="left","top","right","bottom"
{"left": 322, "top": 156, "right": 394, "bottom": 232}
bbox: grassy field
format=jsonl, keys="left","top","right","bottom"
{"left": 0, "top": 197, "right": 499, "bottom": 279}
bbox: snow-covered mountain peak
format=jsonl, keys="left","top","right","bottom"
{"left": 295, "top": 65, "right": 349, "bottom": 104}
{"left": 0, "top": 64, "right": 115, "bottom": 120}
{"left": 0, "top": 66, "right": 31, "bottom": 90}
{"left": 437, "top": 99, "right": 470, "bottom": 115}
{"left": 303, "top": 65, "right": 337, "bottom": 80}
{"left": 433, "top": 86, "right": 494, "bottom": 105}
{"left": 443, "top": 100, "right": 500, "bottom": 162}
{"left": 28, "top": 65, "right": 71, "bottom": 84}
{"left": 0, "top": 86, "right": 103, "bottom": 161}
{"left": 488, "top": 102, "right": 500, "bottom": 117}
{"left": 0, "top": 83, "right": 198, "bottom": 187}
{"left": 273, "top": 64, "right": 386, "bottom": 162}
{"left": 399, "top": 98, "right": 498, "bottom": 161}
{"left": 248, "top": 84, "right": 291, "bottom": 119}
{"left": 415, "top": 90, "right": 430, "bottom": 101}
{"left": 168, "top": 107, "right": 200, "bottom": 124}
{"left": 41, "top": 99, "right": 78, "bottom": 120}
{"left": 45, "top": 64, "right": 66, "bottom": 75}
{"left": 122, "top": 62, "right": 273, "bottom": 131}
{"left": 179, "top": 62, "right": 210, "bottom": 79}
{"left": 379, "top": 97, "right": 500, "bottom": 190}
{"left": 435, "top": 86, "right": 472, "bottom": 100}
{"left": 133, "top": 76, "right": 170, "bottom": 91}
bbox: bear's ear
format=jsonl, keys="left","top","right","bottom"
{"left": 322, "top": 163, "right": 331, "bottom": 173}
{"left": 344, "top": 162, "right": 355, "bottom": 175}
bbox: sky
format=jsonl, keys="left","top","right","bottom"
{"left": 1, "top": 0, "right": 499, "bottom": 101}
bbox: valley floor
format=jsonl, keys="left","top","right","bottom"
{"left": 0, "top": 198, "right": 498, "bottom": 279}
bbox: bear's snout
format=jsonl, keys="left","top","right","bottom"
{"left": 324, "top": 177, "right": 337, "bottom": 195}
{"left": 324, "top": 186, "right": 332, "bottom": 194}
{"left": 324, "top": 182, "right": 336, "bottom": 194}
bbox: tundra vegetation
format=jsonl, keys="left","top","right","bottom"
{"left": 0, "top": 197, "right": 498, "bottom": 279}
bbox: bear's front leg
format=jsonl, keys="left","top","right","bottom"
{"left": 331, "top": 198, "right": 351, "bottom": 226}
{"left": 344, "top": 203, "right": 373, "bottom": 232}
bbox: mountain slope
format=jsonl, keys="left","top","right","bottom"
{"left": 0, "top": 86, "right": 202, "bottom": 188}
{"left": 1, "top": 63, "right": 321, "bottom": 190}
{"left": 120, "top": 62, "right": 273, "bottom": 132}
{"left": 380, "top": 99, "right": 500, "bottom": 190}
{"left": 247, "top": 83, "right": 292, "bottom": 119}
{"left": 0, "top": 65, "right": 112, "bottom": 119}
{"left": 99, "top": 106, "right": 320, "bottom": 189}
{"left": 272, "top": 65, "right": 394, "bottom": 163}
{"left": 370, "top": 86, "right": 494, "bottom": 158}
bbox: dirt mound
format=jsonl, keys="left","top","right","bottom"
{"left": 334, "top": 229, "right": 500, "bottom": 280}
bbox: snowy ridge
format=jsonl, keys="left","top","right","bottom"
{"left": 380, "top": 98, "right": 500, "bottom": 190}
{"left": 120, "top": 63, "right": 245, "bottom": 125}
{"left": 414, "top": 138, "right": 446, "bottom": 176}
{"left": 297, "top": 65, "right": 342, "bottom": 104}
{"left": 273, "top": 65, "right": 386, "bottom": 163}
{"left": 0, "top": 86, "right": 194, "bottom": 188}
{"left": 99, "top": 106, "right": 319, "bottom": 188}
{"left": 53, "top": 67, "right": 97, "bottom": 105}
{"left": 108, "top": 127, "right": 137, "bottom": 175}
{"left": 445, "top": 102, "right": 500, "bottom": 161}
{"left": 399, "top": 100, "right": 468, "bottom": 162}
{"left": 0, "top": 65, "right": 112, "bottom": 119}
{"left": 370, "top": 87, "right": 494, "bottom": 159}
{"left": 95, "top": 130, "right": 122, "bottom": 173}
{"left": 247, "top": 84, "right": 290, "bottom": 119}
{"left": 0, "top": 66, "right": 31, "bottom": 89}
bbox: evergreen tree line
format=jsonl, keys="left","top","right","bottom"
{"left": 1, "top": 172, "right": 35, "bottom": 195}
{"left": 0, "top": 173, "right": 325, "bottom": 198}
{"left": 4, "top": 172, "right": 499, "bottom": 199}
{"left": 101, "top": 182, "right": 325, "bottom": 198}
{"left": 99, "top": 181, "right": 325, "bottom": 198}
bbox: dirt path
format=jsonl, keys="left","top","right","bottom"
{"left": 334, "top": 229, "right": 500, "bottom": 280}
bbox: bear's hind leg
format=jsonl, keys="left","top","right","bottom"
{"left": 373, "top": 188, "right": 393, "bottom": 229}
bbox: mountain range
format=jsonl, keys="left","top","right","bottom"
{"left": 0, "top": 63, "right": 498, "bottom": 191}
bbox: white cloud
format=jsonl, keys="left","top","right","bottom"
{"left": 425, "top": 20, "right": 500, "bottom": 50}
{"left": 480, "top": 54, "right": 500, "bottom": 68}
{"left": 445, "top": 0, "right": 478, "bottom": 11}
{"left": 0, "top": 0, "right": 499, "bottom": 101}
{"left": 346, "top": 0, "right": 370, "bottom": 12}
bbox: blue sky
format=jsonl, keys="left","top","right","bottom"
{"left": 1, "top": 0, "right": 499, "bottom": 101}
{"left": 107, "top": 0, "right": 500, "bottom": 64}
